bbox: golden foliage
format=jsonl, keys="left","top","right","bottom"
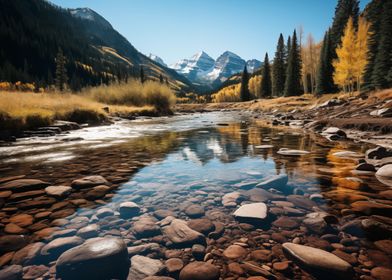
{"left": 301, "top": 34, "right": 321, "bottom": 94}
{"left": 333, "top": 16, "right": 370, "bottom": 93}
{"left": 211, "top": 75, "right": 261, "bottom": 103}
{"left": 249, "top": 75, "right": 262, "bottom": 98}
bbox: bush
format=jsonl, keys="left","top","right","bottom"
{"left": 62, "top": 109, "right": 106, "bottom": 124}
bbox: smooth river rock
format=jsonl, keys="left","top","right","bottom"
{"left": 277, "top": 148, "right": 310, "bottom": 156}
{"left": 128, "top": 255, "right": 164, "bottom": 280}
{"left": 119, "top": 201, "right": 140, "bottom": 218}
{"left": 56, "top": 238, "right": 129, "bottom": 280}
{"left": 162, "top": 219, "right": 205, "bottom": 247}
{"left": 45, "top": 185, "right": 72, "bottom": 198}
{"left": 71, "top": 176, "right": 108, "bottom": 189}
{"left": 179, "top": 262, "right": 220, "bottom": 280}
{"left": 0, "top": 179, "right": 49, "bottom": 192}
{"left": 233, "top": 203, "right": 268, "bottom": 221}
{"left": 41, "top": 236, "right": 84, "bottom": 260}
{"left": 256, "top": 174, "right": 288, "bottom": 191}
{"left": 282, "top": 243, "right": 354, "bottom": 279}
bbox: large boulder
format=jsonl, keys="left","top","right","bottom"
{"left": 162, "top": 219, "right": 205, "bottom": 247}
{"left": 56, "top": 238, "right": 129, "bottom": 280}
{"left": 282, "top": 243, "right": 353, "bottom": 279}
{"left": 179, "top": 262, "right": 220, "bottom": 280}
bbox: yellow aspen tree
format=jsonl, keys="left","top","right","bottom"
{"left": 354, "top": 16, "right": 370, "bottom": 92}
{"left": 333, "top": 17, "right": 356, "bottom": 94}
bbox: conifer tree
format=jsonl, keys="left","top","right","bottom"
{"left": 316, "top": 30, "right": 334, "bottom": 95}
{"left": 272, "top": 34, "right": 286, "bottom": 96}
{"left": 371, "top": 0, "right": 392, "bottom": 90}
{"left": 240, "top": 66, "right": 251, "bottom": 102}
{"left": 284, "top": 30, "right": 302, "bottom": 96}
{"left": 159, "top": 74, "right": 164, "bottom": 84}
{"left": 140, "top": 66, "right": 145, "bottom": 84}
{"left": 55, "top": 49, "right": 68, "bottom": 91}
{"left": 286, "top": 35, "right": 291, "bottom": 67}
{"left": 261, "top": 53, "right": 272, "bottom": 98}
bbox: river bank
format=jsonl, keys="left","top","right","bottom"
{"left": 0, "top": 112, "right": 391, "bottom": 280}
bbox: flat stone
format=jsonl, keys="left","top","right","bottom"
{"left": 282, "top": 243, "right": 353, "bottom": 279}
{"left": 256, "top": 174, "right": 288, "bottom": 190}
{"left": 96, "top": 207, "right": 115, "bottom": 218}
{"left": 119, "top": 202, "right": 140, "bottom": 218}
{"left": 223, "top": 245, "right": 247, "bottom": 260}
{"left": 371, "top": 267, "right": 392, "bottom": 280}
{"left": 254, "top": 145, "right": 274, "bottom": 149}
{"left": 12, "top": 242, "right": 44, "bottom": 265}
{"left": 0, "top": 235, "right": 28, "bottom": 253}
{"left": 179, "top": 262, "right": 220, "bottom": 280}
{"left": 133, "top": 216, "right": 160, "bottom": 238}
{"left": 184, "top": 205, "right": 205, "bottom": 218}
{"left": 56, "top": 237, "right": 129, "bottom": 280}
{"left": 162, "top": 219, "right": 205, "bottom": 247}
{"left": 41, "top": 236, "right": 84, "bottom": 261}
{"left": 376, "top": 164, "right": 392, "bottom": 177}
{"left": 233, "top": 203, "right": 268, "bottom": 221}
{"left": 9, "top": 214, "right": 34, "bottom": 227}
{"left": 0, "top": 265, "right": 23, "bottom": 280}
{"left": 332, "top": 151, "right": 363, "bottom": 158}
{"left": 273, "top": 216, "right": 299, "bottom": 229}
{"left": 165, "top": 258, "right": 184, "bottom": 273}
{"left": 277, "top": 148, "right": 310, "bottom": 156}
{"left": 77, "top": 224, "right": 100, "bottom": 239}
{"left": 127, "top": 243, "right": 160, "bottom": 257}
{"left": 0, "top": 179, "right": 49, "bottom": 192}
{"left": 71, "top": 176, "right": 108, "bottom": 189}
{"left": 4, "top": 223, "right": 26, "bottom": 234}
{"left": 45, "top": 185, "right": 72, "bottom": 198}
{"left": 128, "top": 255, "right": 163, "bottom": 280}
{"left": 246, "top": 188, "right": 277, "bottom": 202}
{"left": 187, "top": 218, "right": 215, "bottom": 234}
{"left": 23, "top": 265, "right": 48, "bottom": 280}
{"left": 85, "top": 185, "right": 110, "bottom": 200}
{"left": 222, "top": 192, "right": 248, "bottom": 207}
{"left": 351, "top": 201, "right": 392, "bottom": 217}
{"left": 153, "top": 209, "right": 175, "bottom": 220}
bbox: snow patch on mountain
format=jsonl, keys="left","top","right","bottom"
{"left": 148, "top": 53, "right": 167, "bottom": 67}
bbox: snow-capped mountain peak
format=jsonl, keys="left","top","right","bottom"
{"left": 148, "top": 53, "right": 167, "bottom": 67}
{"left": 69, "top": 8, "right": 112, "bottom": 29}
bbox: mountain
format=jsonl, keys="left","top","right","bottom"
{"left": 148, "top": 54, "right": 167, "bottom": 67}
{"left": 170, "top": 51, "right": 261, "bottom": 88}
{"left": 0, "top": 0, "right": 193, "bottom": 93}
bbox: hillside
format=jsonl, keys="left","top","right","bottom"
{"left": 0, "top": 0, "right": 194, "bottom": 93}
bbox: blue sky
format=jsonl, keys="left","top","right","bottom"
{"left": 50, "top": 0, "right": 370, "bottom": 65}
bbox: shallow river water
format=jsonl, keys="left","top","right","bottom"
{"left": 0, "top": 112, "right": 391, "bottom": 280}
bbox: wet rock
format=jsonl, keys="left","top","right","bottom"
{"left": 162, "top": 219, "right": 205, "bottom": 247}
{"left": 179, "top": 262, "right": 220, "bottom": 280}
{"left": 223, "top": 244, "right": 247, "bottom": 260}
{"left": 322, "top": 127, "right": 347, "bottom": 139}
{"left": 127, "top": 243, "right": 160, "bottom": 257}
{"left": 133, "top": 216, "right": 161, "bottom": 238}
{"left": 23, "top": 264, "right": 48, "bottom": 280}
{"left": 287, "top": 195, "right": 316, "bottom": 210}
{"left": 277, "top": 148, "right": 310, "bottom": 156}
{"left": 41, "top": 236, "right": 84, "bottom": 261}
{"left": 376, "top": 164, "right": 392, "bottom": 178}
{"left": 11, "top": 242, "right": 44, "bottom": 265}
{"left": 222, "top": 192, "right": 247, "bottom": 207}
{"left": 184, "top": 205, "right": 205, "bottom": 218}
{"left": 96, "top": 207, "right": 115, "bottom": 218}
{"left": 361, "top": 217, "right": 392, "bottom": 240}
{"left": 71, "top": 176, "right": 108, "bottom": 189}
{"left": 0, "top": 265, "right": 23, "bottom": 280}
{"left": 233, "top": 203, "right": 268, "bottom": 221}
{"left": 366, "top": 146, "right": 392, "bottom": 160}
{"left": 192, "top": 244, "right": 205, "bottom": 260}
{"left": 374, "top": 240, "right": 392, "bottom": 254}
{"left": 256, "top": 174, "right": 288, "bottom": 191}
{"left": 332, "top": 151, "right": 363, "bottom": 158}
{"left": 241, "top": 261, "right": 274, "bottom": 278}
{"left": 341, "top": 220, "right": 364, "bottom": 237}
{"left": 153, "top": 209, "right": 175, "bottom": 220}
{"left": 208, "top": 222, "right": 225, "bottom": 239}
{"left": 282, "top": 243, "right": 354, "bottom": 279}
{"left": 228, "top": 262, "right": 245, "bottom": 275}
{"left": 129, "top": 255, "right": 164, "bottom": 280}
{"left": 272, "top": 261, "right": 290, "bottom": 272}
{"left": 45, "top": 185, "right": 72, "bottom": 198}
{"left": 4, "top": 223, "right": 26, "bottom": 234}
{"left": 332, "top": 250, "right": 357, "bottom": 265}
{"left": 351, "top": 201, "right": 392, "bottom": 217}
{"left": 272, "top": 216, "right": 299, "bottom": 229}
{"left": 0, "top": 179, "right": 49, "bottom": 192}
{"left": 165, "top": 258, "right": 184, "bottom": 273}
{"left": 187, "top": 218, "right": 215, "bottom": 234}
{"left": 144, "top": 277, "right": 175, "bottom": 280}
{"left": 371, "top": 267, "right": 392, "bottom": 280}
{"left": 0, "top": 235, "right": 28, "bottom": 253}
{"left": 303, "top": 212, "right": 337, "bottom": 234}
{"left": 9, "top": 214, "right": 34, "bottom": 228}
{"left": 77, "top": 224, "right": 100, "bottom": 239}
{"left": 56, "top": 237, "right": 129, "bottom": 280}
{"left": 85, "top": 185, "right": 110, "bottom": 200}
{"left": 356, "top": 163, "right": 376, "bottom": 172}
{"left": 119, "top": 202, "right": 140, "bottom": 219}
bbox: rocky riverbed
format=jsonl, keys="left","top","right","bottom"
{"left": 0, "top": 112, "right": 391, "bottom": 280}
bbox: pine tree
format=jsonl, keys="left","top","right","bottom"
{"left": 261, "top": 53, "right": 272, "bottom": 98}
{"left": 240, "top": 66, "right": 251, "bottom": 102}
{"left": 159, "top": 74, "right": 164, "bottom": 84}
{"left": 272, "top": 34, "right": 286, "bottom": 96}
{"left": 330, "top": 0, "right": 360, "bottom": 52}
{"left": 286, "top": 35, "right": 291, "bottom": 67}
{"left": 140, "top": 66, "right": 145, "bottom": 84}
{"left": 371, "top": 0, "right": 392, "bottom": 90}
{"left": 362, "top": 0, "right": 384, "bottom": 92}
{"left": 316, "top": 30, "right": 334, "bottom": 95}
{"left": 55, "top": 49, "right": 68, "bottom": 91}
{"left": 284, "top": 30, "right": 302, "bottom": 96}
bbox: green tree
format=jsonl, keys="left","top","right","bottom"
{"left": 272, "top": 34, "right": 286, "bottom": 96}
{"left": 55, "top": 49, "right": 68, "bottom": 91}
{"left": 316, "top": 30, "right": 335, "bottom": 94}
{"left": 261, "top": 53, "right": 272, "bottom": 98}
{"left": 159, "top": 74, "right": 164, "bottom": 84}
{"left": 284, "top": 30, "right": 302, "bottom": 96}
{"left": 240, "top": 66, "right": 251, "bottom": 101}
{"left": 371, "top": 0, "right": 392, "bottom": 90}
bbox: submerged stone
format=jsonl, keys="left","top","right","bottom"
{"left": 179, "top": 262, "right": 220, "bottom": 280}
{"left": 233, "top": 203, "right": 268, "bottom": 221}
{"left": 256, "top": 174, "right": 288, "bottom": 191}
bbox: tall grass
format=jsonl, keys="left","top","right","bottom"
{"left": 84, "top": 79, "right": 176, "bottom": 113}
